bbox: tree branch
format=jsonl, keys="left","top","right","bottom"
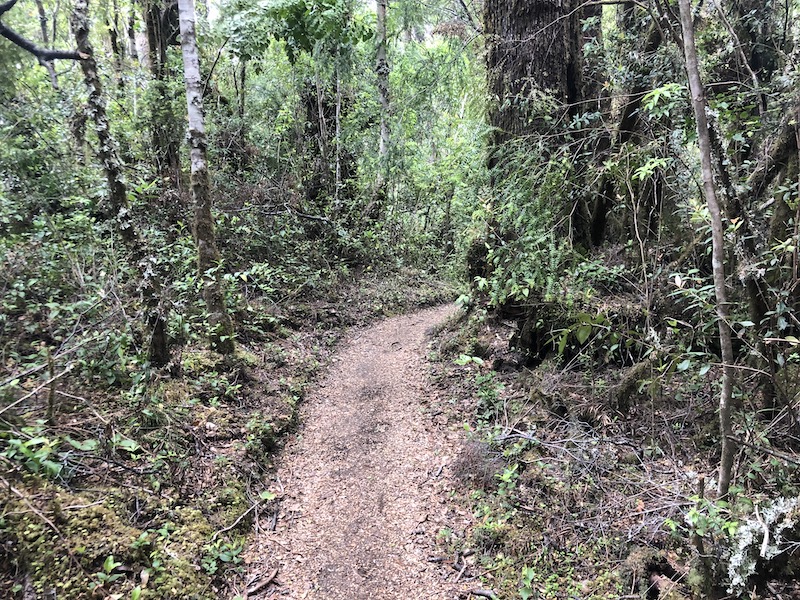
{"left": 456, "top": 0, "right": 482, "bottom": 33}
{"left": 0, "top": 0, "right": 19, "bottom": 16}
{"left": 0, "top": 12, "right": 82, "bottom": 61}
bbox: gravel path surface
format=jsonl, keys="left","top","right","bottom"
{"left": 245, "top": 305, "right": 472, "bottom": 599}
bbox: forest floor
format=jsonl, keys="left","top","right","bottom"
{"left": 243, "top": 305, "right": 476, "bottom": 599}
{"left": 0, "top": 270, "right": 462, "bottom": 600}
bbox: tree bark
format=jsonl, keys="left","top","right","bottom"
{"left": 177, "top": 0, "right": 235, "bottom": 354}
{"left": 71, "top": 0, "right": 170, "bottom": 366}
{"left": 106, "top": 0, "right": 125, "bottom": 88}
{"left": 376, "top": 0, "right": 390, "bottom": 183}
{"left": 128, "top": 9, "right": 138, "bottom": 62}
{"left": 144, "top": 0, "right": 181, "bottom": 181}
{"left": 678, "top": 0, "right": 736, "bottom": 499}
{"left": 484, "top": 0, "right": 589, "bottom": 162}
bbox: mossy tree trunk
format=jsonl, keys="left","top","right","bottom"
{"left": 71, "top": 0, "right": 170, "bottom": 367}
{"left": 177, "top": 0, "right": 235, "bottom": 354}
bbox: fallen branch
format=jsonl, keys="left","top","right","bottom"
{"left": 468, "top": 590, "right": 499, "bottom": 600}
{"left": 246, "top": 566, "right": 279, "bottom": 596}
{"left": 728, "top": 435, "right": 800, "bottom": 467}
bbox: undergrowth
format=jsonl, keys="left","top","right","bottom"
{"left": 428, "top": 302, "right": 800, "bottom": 600}
{"left": 0, "top": 255, "right": 455, "bottom": 599}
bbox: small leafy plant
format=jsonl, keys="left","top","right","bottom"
{"left": 2, "top": 429, "right": 63, "bottom": 478}
{"left": 520, "top": 565, "right": 537, "bottom": 599}
{"left": 201, "top": 539, "right": 244, "bottom": 575}
{"left": 88, "top": 555, "right": 123, "bottom": 592}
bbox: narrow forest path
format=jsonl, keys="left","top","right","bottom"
{"left": 244, "top": 305, "right": 473, "bottom": 599}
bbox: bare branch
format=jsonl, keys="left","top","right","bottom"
{"left": 0, "top": 0, "right": 82, "bottom": 62}
{"left": 0, "top": 0, "right": 19, "bottom": 16}
{"left": 456, "top": 0, "right": 482, "bottom": 34}
{"left": 0, "top": 20, "right": 82, "bottom": 60}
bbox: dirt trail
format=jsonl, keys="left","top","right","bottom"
{"left": 245, "top": 305, "right": 471, "bottom": 599}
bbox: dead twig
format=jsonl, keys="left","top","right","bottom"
{"left": 246, "top": 566, "right": 279, "bottom": 596}
{"left": 467, "top": 590, "right": 498, "bottom": 600}
{"left": 212, "top": 499, "right": 263, "bottom": 540}
{"left": 0, "top": 364, "right": 75, "bottom": 416}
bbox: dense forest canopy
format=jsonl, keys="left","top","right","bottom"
{"left": 2, "top": 0, "right": 800, "bottom": 597}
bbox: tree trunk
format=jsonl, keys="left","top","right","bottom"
{"left": 128, "top": 9, "right": 138, "bottom": 62}
{"left": 585, "top": 14, "right": 663, "bottom": 247}
{"left": 144, "top": 0, "right": 181, "bottom": 181}
{"left": 334, "top": 62, "right": 341, "bottom": 206}
{"left": 484, "top": 0, "right": 587, "bottom": 165}
{"left": 238, "top": 58, "right": 246, "bottom": 120}
{"left": 375, "top": 0, "right": 390, "bottom": 187}
{"left": 481, "top": 0, "right": 596, "bottom": 263}
{"left": 106, "top": 0, "right": 125, "bottom": 88}
{"left": 177, "top": 0, "right": 235, "bottom": 354}
{"left": 678, "top": 0, "right": 736, "bottom": 499}
{"left": 71, "top": 0, "right": 170, "bottom": 366}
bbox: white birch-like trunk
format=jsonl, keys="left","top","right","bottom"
{"left": 178, "top": 0, "right": 234, "bottom": 354}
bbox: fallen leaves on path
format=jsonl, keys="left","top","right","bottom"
{"left": 245, "top": 305, "right": 475, "bottom": 600}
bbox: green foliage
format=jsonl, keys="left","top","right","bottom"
{"left": 224, "top": 0, "right": 370, "bottom": 63}
{"left": 475, "top": 372, "right": 504, "bottom": 423}
{"left": 519, "top": 565, "right": 536, "bottom": 600}
{"left": 474, "top": 147, "right": 578, "bottom": 307}
{"left": 685, "top": 497, "right": 739, "bottom": 539}
{"left": 641, "top": 82, "right": 686, "bottom": 119}
{"left": 201, "top": 539, "right": 244, "bottom": 575}
{"left": 2, "top": 429, "right": 64, "bottom": 479}
{"left": 88, "top": 555, "right": 124, "bottom": 592}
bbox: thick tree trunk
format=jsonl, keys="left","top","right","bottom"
{"left": 484, "top": 0, "right": 590, "bottom": 163}
{"left": 678, "top": 0, "right": 736, "bottom": 499}
{"left": 482, "top": 0, "right": 597, "bottom": 258}
{"left": 71, "top": 0, "right": 169, "bottom": 366}
{"left": 177, "top": 0, "right": 235, "bottom": 354}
